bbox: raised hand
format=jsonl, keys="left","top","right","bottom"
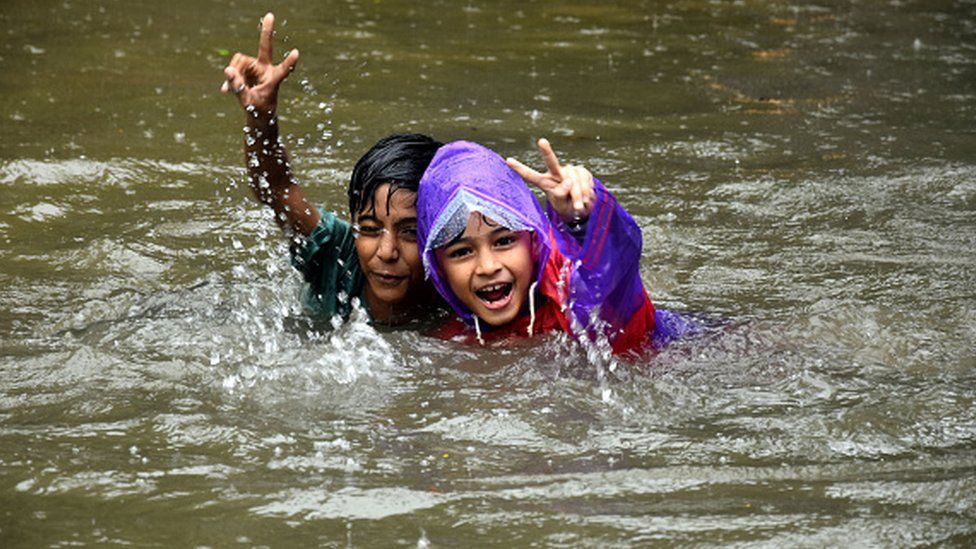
{"left": 220, "top": 12, "right": 300, "bottom": 113}
{"left": 506, "top": 138, "right": 596, "bottom": 224}
{"left": 218, "top": 12, "right": 318, "bottom": 237}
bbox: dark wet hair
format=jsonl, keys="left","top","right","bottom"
{"left": 348, "top": 133, "right": 443, "bottom": 217}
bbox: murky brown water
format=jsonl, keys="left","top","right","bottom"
{"left": 2, "top": 0, "right": 975, "bottom": 545}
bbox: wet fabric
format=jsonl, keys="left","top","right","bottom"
{"left": 289, "top": 209, "right": 367, "bottom": 321}
{"left": 417, "top": 140, "right": 663, "bottom": 354}
{"left": 418, "top": 141, "right": 552, "bottom": 320}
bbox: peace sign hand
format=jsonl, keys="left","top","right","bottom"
{"left": 220, "top": 12, "right": 300, "bottom": 113}
{"left": 506, "top": 138, "right": 596, "bottom": 224}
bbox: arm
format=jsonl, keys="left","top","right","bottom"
{"left": 508, "top": 139, "right": 651, "bottom": 333}
{"left": 221, "top": 12, "right": 319, "bottom": 237}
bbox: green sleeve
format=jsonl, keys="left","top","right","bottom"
{"left": 289, "top": 210, "right": 366, "bottom": 321}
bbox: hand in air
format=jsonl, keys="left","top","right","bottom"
{"left": 506, "top": 138, "right": 595, "bottom": 224}
{"left": 220, "top": 12, "right": 299, "bottom": 112}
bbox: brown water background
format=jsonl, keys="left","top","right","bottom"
{"left": 1, "top": 0, "right": 975, "bottom": 545}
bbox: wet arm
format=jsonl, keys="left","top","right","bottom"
{"left": 221, "top": 12, "right": 320, "bottom": 237}
{"left": 243, "top": 109, "right": 319, "bottom": 237}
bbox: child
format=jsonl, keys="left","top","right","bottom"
{"left": 220, "top": 13, "right": 442, "bottom": 324}
{"left": 417, "top": 139, "right": 670, "bottom": 355}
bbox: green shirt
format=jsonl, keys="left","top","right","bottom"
{"left": 289, "top": 209, "right": 366, "bottom": 321}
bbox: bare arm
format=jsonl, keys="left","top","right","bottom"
{"left": 221, "top": 12, "right": 320, "bottom": 237}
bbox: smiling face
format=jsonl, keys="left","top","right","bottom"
{"left": 353, "top": 183, "right": 427, "bottom": 322}
{"left": 433, "top": 213, "right": 535, "bottom": 327}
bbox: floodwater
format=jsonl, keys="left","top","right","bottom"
{"left": 2, "top": 0, "right": 975, "bottom": 545}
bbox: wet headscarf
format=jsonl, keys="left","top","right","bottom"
{"left": 417, "top": 141, "right": 552, "bottom": 324}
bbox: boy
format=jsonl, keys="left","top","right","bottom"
{"left": 418, "top": 139, "right": 691, "bottom": 355}
{"left": 220, "top": 13, "right": 441, "bottom": 324}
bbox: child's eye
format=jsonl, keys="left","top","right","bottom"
{"left": 494, "top": 234, "right": 517, "bottom": 247}
{"left": 447, "top": 246, "right": 472, "bottom": 259}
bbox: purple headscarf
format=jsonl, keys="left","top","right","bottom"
{"left": 416, "top": 141, "right": 552, "bottom": 324}
{"left": 417, "top": 140, "right": 702, "bottom": 349}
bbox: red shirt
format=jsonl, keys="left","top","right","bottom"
{"left": 428, "top": 244, "right": 656, "bottom": 356}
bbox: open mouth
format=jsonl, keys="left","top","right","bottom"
{"left": 475, "top": 282, "right": 513, "bottom": 309}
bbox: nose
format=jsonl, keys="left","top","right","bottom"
{"left": 475, "top": 249, "right": 501, "bottom": 276}
{"left": 376, "top": 229, "right": 399, "bottom": 262}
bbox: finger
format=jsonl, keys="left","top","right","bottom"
{"left": 506, "top": 157, "right": 549, "bottom": 189}
{"left": 567, "top": 166, "right": 595, "bottom": 211}
{"left": 221, "top": 66, "right": 233, "bottom": 92}
{"left": 568, "top": 176, "right": 585, "bottom": 213}
{"left": 575, "top": 166, "right": 595, "bottom": 201}
{"left": 231, "top": 52, "right": 260, "bottom": 84}
{"left": 222, "top": 66, "right": 244, "bottom": 94}
{"left": 536, "top": 138, "right": 563, "bottom": 180}
{"left": 242, "top": 58, "right": 260, "bottom": 81}
{"left": 546, "top": 176, "right": 570, "bottom": 206}
{"left": 583, "top": 184, "right": 595, "bottom": 211}
{"left": 257, "top": 12, "right": 274, "bottom": 65}
{"left": 274, "top": 48, "right": 300, "bottom": 80}
{"left": 220, "top": 66, "right": 232, "bottom": 92}
{"left": 230, "top": 54, "right": 258, "bottom": 87}
{"left": 581, "top": 173, "right": 595, "bottom": 209}
{"left": 230, "top": 53, "right": 254, "bottom": 73}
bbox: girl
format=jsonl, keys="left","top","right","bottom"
{"left": 418, "top": 139, "right": 688, "bottom": 355}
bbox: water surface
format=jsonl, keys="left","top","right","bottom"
{"left": 1, "top": 0, "right": 975, "bottom": 545}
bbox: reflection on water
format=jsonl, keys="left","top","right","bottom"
{"left": 1, "top": 0, "right": 975, "bottom": 545}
